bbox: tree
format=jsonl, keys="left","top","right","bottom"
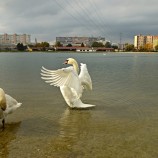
{"left": 17, "top": 43, "right": 27, "bottom": 51}
{"left": 41, "top": 42, "right": 49, "bottom": 47}
{"left": 66, "top": 43, "right": 72, "bottom": 47}
{"left": 35, "top": 43, "right": 41, "bottom": 47}
{"left": 105, "top": 42, "right": 111, "bottom": 48}
{"left": 124, "top": 44, "right": 134, "bottom": 52}
{"left": 143, "top": 43, "right": 153, "bottom": 52}
{"left": 139, "top": 46, "right": 146, "bottom": 52}
{"left": 155, "top": 45, "right": 158, "bottom": 51}
{"left": 34, "top": 42, "right": 50, "bottom": 51}
{"left": 112, "top": 45, "right": 118, "bottom": 49}
{"left": 81, "top": 43, "right": 84, "bottom": 47}
{"left": 55, "top": 41, "right": 62, "bottom": 47}
{"left": 91, "top": 42, "right": 104, "bottom": 47}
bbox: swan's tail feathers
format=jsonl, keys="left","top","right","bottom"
{"left": 4, "top": 102, "right": 22, "bottom": 115}
{"left": 76, "top": 103, "right": 96, "bottom": 109}
{"left": 16, "top": 103, "right": 22, "bottom": 108}
{"left": 71, "top": 99, "right": 96, "bottom": 109}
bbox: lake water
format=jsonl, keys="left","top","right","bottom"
{"left": 0, "top": 52, "right": 158, "bottom": 158}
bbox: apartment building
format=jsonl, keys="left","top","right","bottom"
{"left": 0, "top": 33, "right": 31, "bottom": 45}
{"left": 134, "top": 34, "right": 158, "bottom": 50}
{"left": 134, "top": 35, "right": 153, "bottom": 49}
{"left": 56, "top": 36, "right": 105, "bottom": 46}
{"left": 146, "top": 35, "right": 153, "bottom": 44}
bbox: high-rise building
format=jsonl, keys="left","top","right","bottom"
{"left": 0, "top": 33, "right": 31, "bottom": 45}
{"left": 134, "top": 35, "right": 153, "bottom": 49}
{"left": 146, "top": 35, "right": 153, "bottom": 45}
{"left": 153, "top": 36, "right": 158, "bottom": 50}
{"left": 134, "top": 35, "right": 145, "bottom": 49}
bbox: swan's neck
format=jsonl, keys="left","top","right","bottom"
{"left": 72, "top": 60, "right": 79, "bottom": 74}
{"left": 0, "top": 89, "right": 6, "bottom": 111}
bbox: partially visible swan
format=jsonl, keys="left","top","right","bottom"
{"left": 41, "top": 58, "right": 95, "bottom": 108}
{"left": 0, "top": 88, "right": 22, "bottom": 129}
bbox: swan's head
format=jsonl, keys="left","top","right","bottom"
{"left": 63, "top": 58, "right": 79, "bottom": 74}
{"left": 63, "top": 58, "right": 76, "bottom": 65}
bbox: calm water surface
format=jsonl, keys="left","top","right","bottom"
{"left": 0, "top": 52, "right": 158, "bottom": 158}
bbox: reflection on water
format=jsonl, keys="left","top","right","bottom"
{"left": 0, "top": 52, "right": 158, "bottom": 157}
{"left": 40, "top": 108, "right": 94, "bottom": 157}
{"left": 59, "top": 108, "right": 92, "bottom": 139}
{"left": 0, "top": 122, "right": 21, "bottom": 158}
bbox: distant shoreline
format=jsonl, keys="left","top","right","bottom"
{"left": 0, "top": 51, "right": 158, "bottom": 54}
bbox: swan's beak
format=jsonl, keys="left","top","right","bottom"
{"left": 63, "top": 59, "right": 68, "bottom": 64}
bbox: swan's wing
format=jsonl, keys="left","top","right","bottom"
{"left": 5, "top": 94, "right": 22, "bottom": 108}
{"left": 4, "top": 94, "right": 22, "bottom": 115}
{"left": 41, "top": 66, "right": 83, "bottom": 98}
{"left": 79, "top": 63, "right": 92, "bottom": 90}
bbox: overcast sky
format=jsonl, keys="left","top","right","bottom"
{"left": 0, "top": 0, "right": 158, "bottom": 44}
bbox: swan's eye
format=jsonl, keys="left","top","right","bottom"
{"left": 64, "top": 60, "right": 69, "bottom": 64}
{"left": 1, "top": 107, "right": 5, "bottom": 111}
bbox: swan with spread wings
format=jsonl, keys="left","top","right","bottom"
{"left": 41, "top": 58, "right": 95, "bottom": 108}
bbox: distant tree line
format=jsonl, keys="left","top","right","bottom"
{"left": 55, "top": 41, "right": 119, "bottom": 49}
{"left": 124, "top": 43, "right": 158, "bottom": 52}
{"left": 16, "top": 42, "right": 50, "bottom": 51}
{"left": 91, "top": 41, "right": 118, "bottom": 49}
{"left": 16, "top": 41, "right": 158, "bottom": 52}
{"left": 33, "top": 42, "right": 50, "bottom": 51}
{"left": 35, "top": 42, "right": 49, "bottom": 48}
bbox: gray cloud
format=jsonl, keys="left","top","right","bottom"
{"left": 0, "top": 0, "right": 158, "bottom": 44}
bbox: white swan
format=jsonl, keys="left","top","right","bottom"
{"left": 41, "top": 58, "right": 96, "bottom": 108}
{"left": 0, "top": 88, "right": 22, "bottom": 129}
